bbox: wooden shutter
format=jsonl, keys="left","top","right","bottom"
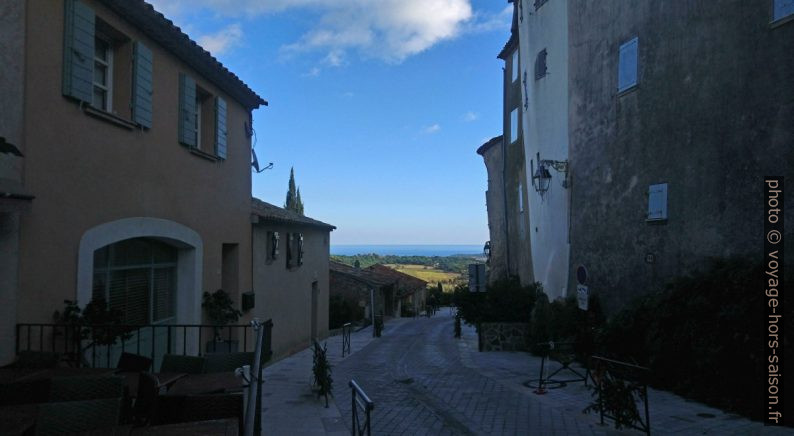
{"left": 178, "top": 73, "right": 197, "bottom": 147}
{"left": 647, "top": 183, "right": 668, "bottom": 221}
{"left": 62, "top": 0, "right": 94, "bottom": 102}
{"left": 618, "top": 37, "right": 639, "bottom": 92}
{"left": 132, "top": 41, "right": 153, "bottom": 129}
{"left": 215, "top": 96, "right": 227, "bottom": 159}
{"left": 775, "top": 0, "right": 794, "bottom": 21}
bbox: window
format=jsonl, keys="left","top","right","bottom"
{"left": 179, "top": 73, "right": 228, "bottom": 159}
{"left": 512, "top": 50, "right": 519, "bottom": 82}
{"left": 267, "top": 231, "right": 280, "bottom": 262}
{"left": 647, "top": 183, "right": 668, "bottom": 221}
{"left": 92, "top": 37, "right": 112, "bottom": 111}
{"left": 62, "top": 1, "right": 153, "bottom": 128}
{"left": 773, "top": 0, "right": 794, "bottom": 22}
{"left": 285, "top": 233, "right": 293, "bottom": 268}
{"left": 518, "top": 183, "right": 524, "bottom": 213}
{"left": 535, "top": 49, "right": 547, "bottom": 80}
{"left": 92, "top": 238, "right": 177, "bottom": 324}
{"left": 297, "top": 233, "right": 304, "bottom": 266}
{"left": 510, "top": 108, "right": 519, "bottom": 143}
{"left": 618, "top": 37, "right": 639, "bottom": 92}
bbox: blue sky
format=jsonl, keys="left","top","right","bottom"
{"left": 148, "top": 0, "right": 511, "bottom": 244}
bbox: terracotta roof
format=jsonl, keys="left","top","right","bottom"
{"left": 98, "top": 0, "right": 266, "bottom": 110}
{"left": 476, "top": 135, "right": 503, "bottom": 155}
{"left": 252, "top": 198, "right": 336, "bottom": 230}
{"left": 330, "top": 261, "right": 394, "bottom": 287}
{"left": 367, "top": 265, "right": 428, "bottom": 291}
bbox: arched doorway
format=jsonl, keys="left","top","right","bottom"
{"left": 77, "top": 217, "right": 203, "bottom": 360}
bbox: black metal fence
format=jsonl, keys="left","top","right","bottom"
{"left": 591, "top": 356, "right": 651, "bottom": 435}
{"left": 15, "top": 322, "right": 272, "bottom": 370}
{"left": 341, "top": 323, "right": 352, "bottom": 357}
{"left": 349, "top": 379, "right": 374, "bottom": 436}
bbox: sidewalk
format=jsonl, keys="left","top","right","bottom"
{"left": 260, "top": 318, "right": 414, "bottom": 436}
{"left": 456, "top": 321, "right": 791, "bottom": 435}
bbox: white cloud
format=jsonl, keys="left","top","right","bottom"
{"left": 150, "top": 0, "right": 478, "bottom": 64}
{"left": 462, "top": 111, "right": 478, "bottom": 122}
{"left": 342, "top": 91, "right": 354, "bottom": 98}
{"left": 197, "top": 23, "right": 243, "bottom": 55}
{"left": 423, "top": 123, "right": 441, "bottom": 134}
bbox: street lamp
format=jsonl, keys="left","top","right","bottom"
{"left": 531, "top": 152, "right": 569, "bottom": 195}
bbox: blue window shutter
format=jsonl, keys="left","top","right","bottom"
{"left": 178, "top": 73, "right": 196, "bottom": 147}
{"left": 647, "top": 183, "right": 668, "bottom": 221}
{"left": 774, "top": 0, "right": 794, "bottom": 21}
{"left": 618, "top": 37, "right": 639, "bottom": 92}
{"left": 215, "top": 96, "right": 227, "bottom": 159}
{"left": 132, "top": 41, "right": 153, "bottom": 129}
{"left": 62, "top": 0, "right": 94, "bottom": 102}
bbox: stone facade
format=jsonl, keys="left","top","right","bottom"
{"left": 478, "top": 322, "right": 530, "bottom": 352}
{"left": 566, "top": 0, "right": 794, "bottom": 313}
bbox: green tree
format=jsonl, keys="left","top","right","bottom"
{"left": 284, "top": 167, "right": 305, "bottom": 215}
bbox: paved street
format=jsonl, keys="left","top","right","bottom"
{"left": 265, "top": 310, "right": 792, "bottom": 435}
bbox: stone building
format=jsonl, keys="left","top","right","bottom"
{"left": 484, "top": 0, "right": 793, "bottom": 313}
{"left": 476, "top": 136, "right": 508, "bottom": 282}
{"left": 0, "top": 0, "right": 266, "bottom": 364}
{"left": 329, "top": 262, "right": 428, "bottom": 321}
{"left": 565, "top": 0, "right": 793, "bottom": 312}
{"left": 478, "top": 4, "right": 534, "bottom": 286}
{"left": 251, "top": 198, "right": 335, "bottom": 360}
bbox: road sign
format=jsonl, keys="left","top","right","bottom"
{"left": 468, "top": 264, "right": 486, "bottom": 292}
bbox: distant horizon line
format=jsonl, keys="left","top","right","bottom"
{"left": 330, "top": 243, "right": 482, "bottom": 246}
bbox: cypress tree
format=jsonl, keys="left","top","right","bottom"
{"left": 284, "top": 167, "right": 297, "bottom": 211}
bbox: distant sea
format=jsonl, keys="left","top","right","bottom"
{"left": 331, "top": 244, "right": 483, "bottom": 257}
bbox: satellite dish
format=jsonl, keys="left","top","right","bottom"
{"left": 576, "top": 265, "right": 588, "bottom": 285}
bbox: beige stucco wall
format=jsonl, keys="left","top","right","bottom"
{"left": 16, "top": 0, "right": 255, "bottom": 335}
{"left": 252, "top": 222, "right": 330, "bottom": 361}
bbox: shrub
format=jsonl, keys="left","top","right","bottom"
{"left": 329, "top": 295, "right": 363, "bottom": 330}
{"left": 596, "top": 257, "right": 788, "bottom": 420}
{"left": 454, "top": 277, "right": 540, "bottom": 325}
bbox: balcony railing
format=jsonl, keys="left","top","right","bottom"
{"left": 15, "top": 322, "right": 272, "bottom": 370}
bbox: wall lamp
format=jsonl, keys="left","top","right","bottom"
{"left": 531, "top": 153, "right": 569, "bottom": 195}
{"left": 483, "top": 241, "right": 491, "bottom": 259}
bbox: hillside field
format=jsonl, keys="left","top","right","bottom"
{"left": 384, "top": 264, "right": 462, "bottom": 291}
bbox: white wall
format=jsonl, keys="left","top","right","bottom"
{"left": 518, "top": 0, "right": 570, "bottom": 300}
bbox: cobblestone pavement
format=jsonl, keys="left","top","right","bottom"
{"left": 330, "top": 311, "right": 627, "bottom": 435}
{"left": 328, "top": 310, "right": 792, "bottom": 436}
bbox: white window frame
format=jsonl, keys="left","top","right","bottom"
{"left": 512, "top": 50, "right": 519, "bottom": 82}
{"left": 93, "top": 36, "right": 113, "bottom": 112}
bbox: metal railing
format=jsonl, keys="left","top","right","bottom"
{"left": 591, "top": 356, "right": 651, "bottom": 435}
{"left": 341, "top": 323, "right": 352, "bottom": 357}
{"left": 527, "top": 341, "right": 589, "bottom": 393}
{"left": 15, "top": 322, "right": 272, "bottom": 369}
{"left": 349, "top": 379, "right": 374, "bottom": 436}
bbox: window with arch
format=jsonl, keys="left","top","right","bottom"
{"left": 92, "top": 238, "right": 177, "bottom": 324}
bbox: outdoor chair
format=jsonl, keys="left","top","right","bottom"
{"left": 48, "top": 375, "right": 125, "bottom": 402}
{"left": 35, "top": 398, "right": 122, "bottom": 435}
{"left": 8, "top": 351, "right": 59, "bottom": 369}
{"left": 116, "top": 352, "right": 152, "bottom": 373}
{"left": 159, "top": 354, "right": 206, "bottom": 374}
{"left": 203, "top": 352, "right": 254, "bottom": 373}
{"left": 132, "top": 372, "right": 159, "bottom": 425}
{"left": 0, "top": 378, "right": 51, "bottom": 406}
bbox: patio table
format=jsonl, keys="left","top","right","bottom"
{"left": 165, "top": 372, "right": 243, "bottom": 396}
{"left": 116, "top": 372, "right": 187, "bottom": 398}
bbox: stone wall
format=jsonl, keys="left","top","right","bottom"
{"left": 479, "top": 322, "right": 530, "bottom": 352}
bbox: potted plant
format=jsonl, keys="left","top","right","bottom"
{"left": 202, "top": 289, "right": 242, "bottom": 353}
